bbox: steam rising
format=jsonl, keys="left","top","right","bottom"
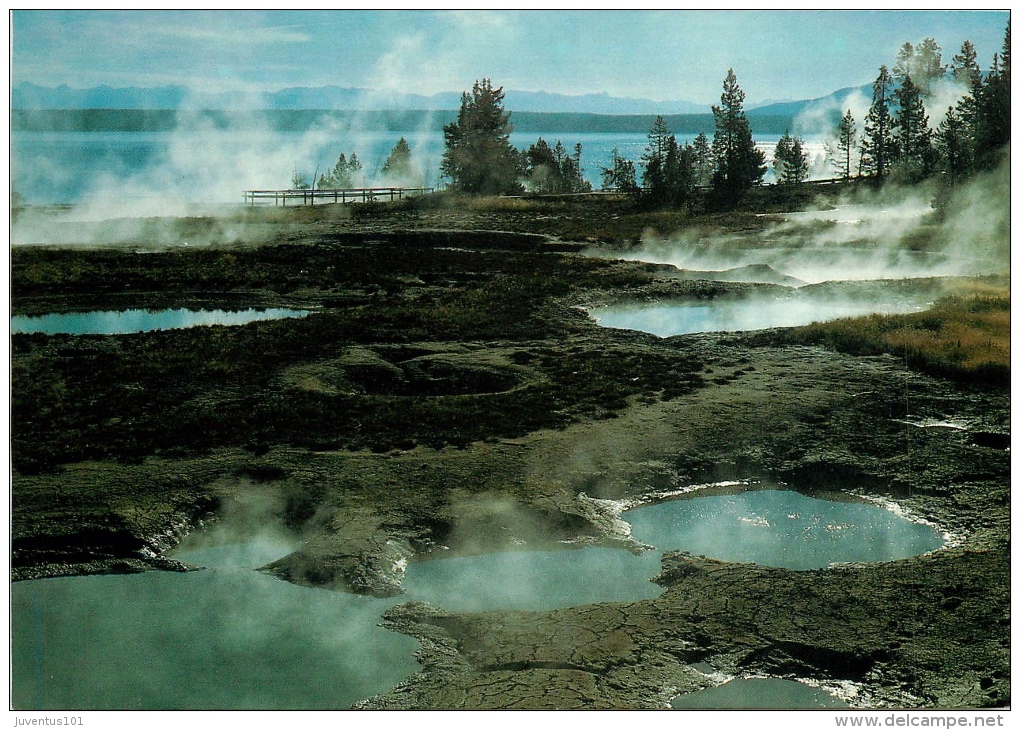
{"left": 592, "top": 162, "right": 1009, "bottom": 286}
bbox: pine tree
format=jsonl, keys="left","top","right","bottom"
{"left": 914, "top": 38, "right": 946, "bottom": 95}
{"left": 525, "top": 137, "right": 559, "bottom": 193}
{"left": 895, "top": 39, "right": 945, "bottom": 96}
{"left": 774, "top": 132, "right": 809, "bottom": 185}
{"left": 710, "top": 69, "right": 766, "bottom": 207}
{"left": 893, "top": 42, "right": 915, "bottom": 84}
{"left": 639, "top": 117, "right": 695, "bottom": 208}
{"left": 381, "top": 137, "right": 414, "bottom": 181}
{"left": 562, "top": 143, "right": 591, "bottom": 193}
{"left": 973, "top": 21, "right": 1010, "bottom": 169}
{"left": 640, "top": 115, "right": 672, "bottom": 196}
{"left": 291, "top": 169, "right": 310, "bottom": 190}
{"left": 860, "top": 66, "right": 895, "bottom": 183}
{"left": 935, "top": 106, "right": 971, "bottom": 187}
{"left": 828, "top": 109, "right": 857, "bottom": 183}
{"left": 691, "top": 133, "right": 713, "bottom": 187}
{"left": 441, "top": 78, "right": 523, "bottom": 195}
{"left": 600, "top": 148, "right": 638, "bottom": 192}
{"left": 951, "top": 39, "right": 981, "bottom": 88}
{"left": 892, "top": 75, "right": 934, "bottom": 182}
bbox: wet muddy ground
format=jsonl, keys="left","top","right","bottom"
{"left": 10, "top": 200, "right": 1010, "bottom": 709}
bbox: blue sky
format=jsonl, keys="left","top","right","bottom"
{"left": 10, "top": 9, "right": 1011, "bottom": 105}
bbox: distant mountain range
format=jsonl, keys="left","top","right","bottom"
{"left": 11, "top": 82, "right": 872, "bottom": 133}
{"left": 11, "top": 82, "right": 714, "bottom": 114}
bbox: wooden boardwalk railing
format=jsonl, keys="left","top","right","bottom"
{"left": 243, "top": 187, "right": 435, "bottom": 206}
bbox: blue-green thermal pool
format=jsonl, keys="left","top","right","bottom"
{"left": 11, "top": 488, "right": 945, "bottom": 709}
{"left": 592, "top": 296, "right": 927, "bottom": 337}
{"left": 671, "top": 677, "right": 850, "bottom": 709}
{"left": 10, "top": 307, "right": 310, "bottom": 335}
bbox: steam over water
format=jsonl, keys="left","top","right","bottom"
{"left": 10, "top": 539, "right": 418, "bottom": 710}
{"left": 592, "top": 294, "right": 928, "bottom": 337}
{"left": 11, "top": 488, "right": 944, "bottom": 709}
{"left": 12, "top": 128, "right": 824, "bottom": 206}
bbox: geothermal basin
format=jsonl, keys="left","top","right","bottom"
{"left": 11, "top": 487, "right": 946, "bottom": 709}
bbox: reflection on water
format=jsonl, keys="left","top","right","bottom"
{"left": 592, "top": 296, "right": 925, "bottom": 337}
{"left": 671, "top": 678, "right": 849, "bottom": 709}
{"left": 10, "top": 307, "right": 310, "bottom": 335}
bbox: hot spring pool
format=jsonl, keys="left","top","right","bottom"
{"left": 671, "top": 677, "right": 849, "bottom": 709}
{"left": 10, "top": 538, "right": 418, "bottom": 710}
{"left": 11, "top": 488, "right": 945, "bottom": 709}
{"left": 10, "top": 307, "right": 310, "bottom": 335}
{"left": 591, "top": 296, "right": 927, "bottom": 337}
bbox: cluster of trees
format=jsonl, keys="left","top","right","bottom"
{"left": 524, "top": 138, "right": 591, "bottom": 194}
{"left": 604, "top": 69, "right": 766, "bottom": 208}
{"left": 442, "top": 71, "right": 768, "bottom": 209}
{"left": 436, "top": 20, "right": 1011, "bottom": 208}
{"left": 291, "top": 136, "right": 422, "bottom": 190}
{"left": 315, "top": 152, "right": 363, "bottom": 189}
{"left": 441, "top": 79, "right": 592, "bottom": 195}
{"left": 831, "top": 22, "right": 1010, "bottom": 189}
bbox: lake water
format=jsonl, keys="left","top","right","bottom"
{"left": 592, "top": 295, "right": 927, "bottom": 337}
{"left": 10, "top": 307, "right": 310, "bottom": 335}
{"left": 11, "top": 128, "right": 825, "bottom": 206}
{"left": 10, "top": 489, "right": 943, "bottom": 709}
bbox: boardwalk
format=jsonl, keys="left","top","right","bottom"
{"left": 243, "top": 187, "right": 435, "bottom": 206}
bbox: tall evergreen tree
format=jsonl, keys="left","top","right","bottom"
{"left": 640, "top": 115, "right": 672, "bottom": 195}
{"left": 914, "top": 38, "right": 946, "bottom": 95}
{"left": 441, "top": 78, "right": 523, "bottom": 195}
{"left": 691, "top": 132, "right": 714, "bottom": 187}
{"left": 895, "top": 39, "right": 945, "bottom": 95}
{"left": 600, "top": 147, "right": 638, "bottom": 192}
{"left": 525, "top": 137, "right": 559, "bottom": 193}
{"left": 951, "top": 39, "right": 981, "bottom": 88}
{"left": 973, "top": 21, "right": 1010, "bottom": 169}
{"left": 934, "top": 106, "right": 971, "bottom": 187}
{"left": 524, "top": 138, "right": 590, "bottom": 193}
{"left": 381, "top": 137, "right": 414, "bottom": 180}
{"left": 709, "top": 69, "right": 766, "bottom": 207}
{"left": 828, "top": 109, "right": 857, "bottom": 183}
{"left": 892, "top": 75, "right": 934, "bottom": 181}
{"left": 639, "top": 116, "right": 694, "bottom": 208}
{"left": 893, "top": 42, "right": 915, "bottom": 84}
{"left": 774, "top": 132, "right": 810, "bottom": 185}
{"left": 860, "top": 66, "right": 896, "bottom": 183}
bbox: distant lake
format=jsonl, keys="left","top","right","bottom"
{"left": 11, "top": 126, "right": 825, "bottom": 206}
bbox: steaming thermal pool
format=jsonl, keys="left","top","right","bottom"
{"left": 10, "top": 537, "right": 419, "bottom": 710}
{"left": 11, "top": 489, "right": 945, "bottom": 709}
{"left": 670, "top": 678, "right": 849, "bottom": 709}
{"left": 404, "top": 489, "right": 946, "bottom": 612}
{"left": 591, "top": 295, "right": 928, "bottom": 337}
{"left": 623, "top": 489, "right": 946, "bottom": 571}
{"left": 10, "top": 307, "right": 310, "bottom": 335}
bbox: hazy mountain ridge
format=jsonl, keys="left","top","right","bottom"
{"left": 11, "top": 108, "right": 803, "bottom": 136}
{"left": 11, "top": 81, "right": 737, "bottom": 115}
{"left": 11, "top": 82, "right": 872, "bottom": 134}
